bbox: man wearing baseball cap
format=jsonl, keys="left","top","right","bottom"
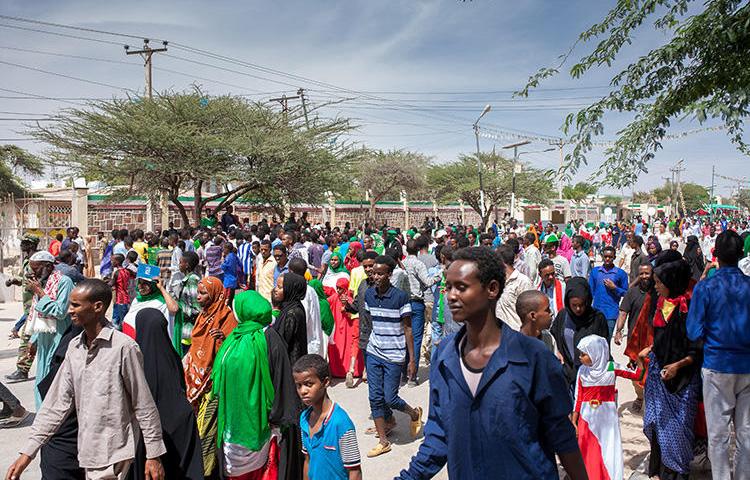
{"left": 4, "top": 235, "right": 40, "bottom": 384}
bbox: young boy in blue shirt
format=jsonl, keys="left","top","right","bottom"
{"left": 397, "top": 247, "right": 587, "bottom": 480}
{"left": 293, "top": 354, "right": 362, "bottom": 480}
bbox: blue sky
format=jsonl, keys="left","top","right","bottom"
{"left": 1, "top": 0, "right": 746, "bottom": 197}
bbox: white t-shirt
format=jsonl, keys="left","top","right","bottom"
{"left": 551, "top": 255, "right": 572, "bottom": 281}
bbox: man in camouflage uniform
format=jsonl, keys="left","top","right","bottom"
{"left": 4, "top": 234, "right": 39, "bottom": 383}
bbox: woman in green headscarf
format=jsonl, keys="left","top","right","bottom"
{"left": 212, "top": 289, "right": 278, "bottom": 478}
{"left": 308, "top": 279, "right": 334, "bottom": 337}
{"left": 321, "top": 251, "right": 349, "bottom": 289}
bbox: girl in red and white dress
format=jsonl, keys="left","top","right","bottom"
{"left": 572, "top": 335, "right": 643, "bottom": 480}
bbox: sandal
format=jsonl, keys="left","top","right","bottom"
{"left": 410, "top": 407, "right": 424, "bottom": 438}
{"left": 345, "top": 372, "right": 354, "bottom": 388}
{"left": 367, "top": 442, "right": 392, "bottom": 458}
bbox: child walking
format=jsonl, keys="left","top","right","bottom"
{"left": 572, "top": 334, "right": 643, "bottom": 480}
{"left": 293, "top": 354, "right": 362, "bottom": 480}
{"left": 109, "top": 253, "right": 134, "bottom": 330}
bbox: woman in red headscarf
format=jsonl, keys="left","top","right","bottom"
{"left": 344, "top": 241, "right": 362, "bottom": 272}
{"left": 326, "top": 277, "right": 364, "bottom": 387}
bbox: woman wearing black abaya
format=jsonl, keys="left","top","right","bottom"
{"left": 266, "top": 315, "right": 305, "bottom": 480}
{"left": 129, "top": 308, "right": 203, "bottom": 480}
{"left": 550, "top": 277, "right": 610, "bottom": 391}
{"left": 683, "top": 235, "right": 705, "bottom": 281}
{"left": 38, "top": 324, "right": 84, "bottom": 480}
{"left": 272, "top": 272, "right": 308, "bottom": 366}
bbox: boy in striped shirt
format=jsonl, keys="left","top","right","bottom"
{"left": 294, "top": 354, "right": 362, "bottom": 480}
{"left": 363, "top": 255, "right": 424, "bottom": 458}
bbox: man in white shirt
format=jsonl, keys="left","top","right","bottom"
{"left": 656, "top": 223, "right": 673, "bottom": 250}
{"left": 702, "top": 224, "right": 718, "bottom": 261}
{"left": 522, "top": 232, "right": 542, "bottom": 284}
{"left": 496, "top": 245, "right": 533, "bottom": 330}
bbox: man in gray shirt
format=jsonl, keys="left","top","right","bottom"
{"left": 6, "top": 279, "right": 165, "bottom": 480}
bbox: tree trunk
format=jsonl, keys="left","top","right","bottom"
{"left": 193, "top": 180, "right": 203, "bottom": 227}
{"left": 369, "top": 198, "right": 376, "bottom": 220}
{"left": 170, "top": 194, "right": 190, "bottom": 228}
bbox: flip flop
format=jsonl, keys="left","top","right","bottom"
{"left": 0, "top": 410, "right": 29, "bottom": 428}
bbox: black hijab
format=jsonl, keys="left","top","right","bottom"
{"left": 551, "top": 277, "right": 610, "bottom": 387}
{"left": 683, "top": 235, "right": 705, "bottom": 280}
{"left": 563, "top": 277, "right": 595, "bottom": 328}
{"left": 129, "top": 309, "right": 203, "bottom": 480}
{"left": 274, "top": 272, "right": 309, "bottom": 366}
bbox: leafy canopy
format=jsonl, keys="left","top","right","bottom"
{"left": 0, "top": 145, "right": 43, "bottom": 197}
{"left": 427, "top": 152, "right": 553, "bottom": 227}
{"left": 519, "top": 0, "right": 750, "bottom": 187}
{"left": 31, "top": 88, "right": 354, "bottom": 225}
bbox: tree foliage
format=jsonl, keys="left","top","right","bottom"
{"left": 562, "top": 182, "right": 598, "bottom": 202}
{"left": 32, "top": 88, "right": 355, "bottom": 225}
{"left": 354, "top": 149, "right": 429, "bottom": 218}
{"left": 0, "top": 145, "right": 43, "bottom": 197}
{"left": 649, "top": 181, "right": 709, "bottom": 210}
{"left": 427, "top": 152, "right": 553, "bottom": 228}
{"left": 519, "top": 0, "right": 750, "bottom": 187}
{"left": 733, "top": 188, "right": 750, "bottom": 211}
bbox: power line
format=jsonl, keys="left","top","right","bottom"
{"left": 0, "top": 14, "right": 165, "bottom": 42}
{"left": 0, "top": 22, "right": 123, "bottom": 46}
{"left": 0, "top": 59, "right": 136, "bottom": 92}
{"left": 0, "top": 87, "right": 88, "bottom": 106}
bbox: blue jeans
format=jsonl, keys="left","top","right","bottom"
{"left": 366, "top": 354, "right": 406, "bottom": 420}
{"left": 606, "top": 318, "right": 616, "bottom": 339}
{"left": 112, "top": 304, "right": 130, "bottom": 330}
{"left": 431, "top": 321, "right": 444, "bottom": 360}
{"left": 13, "top": 313, "right": 27, "bottom": 333}
{"left": 403, "top": 300, "right": 425, "bottom": 380}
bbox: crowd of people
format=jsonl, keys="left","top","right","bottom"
{"left": 1, "top": 208, "right": 749, "bottom": 480}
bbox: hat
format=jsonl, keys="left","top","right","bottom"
{"left": 435, "top": 229, "right": 447, "bottom": 239}
{"left": 29, "top": 251, "right": 55, "bottom": 263}
{"left": 544, "top": 233, "right": 560, "bottom": 244}
{"left": 20, "top": 234, "right": 40, "bottom": 245}
{"left": 136, "top": 263, "right": 161, "bottom": 281}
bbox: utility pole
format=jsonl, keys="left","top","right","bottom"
{"left": 270, "top": 92, "right": 301, "bottom": 122}
{"left": 670, "top": 159, "right": 685, "bottom": 217}
{"left": 124, "top": 39, "right": 168, "bottom": 99}
{"left": 552, "top": 140, "right": 565, "bottom": 199}
{"left": 297, "top": 88, "right": 310, "bottom": 128}
{"left": 710, "top": 165, "right": 716, "bottom": 221}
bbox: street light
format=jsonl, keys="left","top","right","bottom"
{"left": 473, "top": 104, "right": 492, "bottom": 223}
{"left": 502, "top": 140, "right": 531, "bottom": 220}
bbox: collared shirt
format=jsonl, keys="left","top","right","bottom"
{"left": 365, "top": 285, "right": 412, "bottom": 363}
{"left": 496, "top": 269, "right": 534, "bottom": 330}
{"left": 157, "top": 249, "right": 172, "bottom": 282}
{"left": 178, "top": 272, "right": 201, "bottom": 321}
{"left": 273, "top": 262, "right": 289, "bottom": 286}
{"left": 397, "top": 324, "right": 578, "bottom": 480}
{"left": 570, "top": 250, "right": 591, "bottom": 278}
{"left": 589, "top": 266, "right": 629, "bottom": 320}
{"left": 256, "top": 255, "right": 276, "bottom": 302}
{"left": 300, "top": 403, "right": 361, "bottom": 480}
{"left": 687, "top": 266, "right": 750, "bottom": 374}
{"left": 22, "top": 325, "right": 166, "bottom": 468}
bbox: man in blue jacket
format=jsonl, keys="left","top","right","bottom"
{"left": 588, "top": 245, "right": 628, "bottom": 337}
{"left": 687, "top": 230, "right": 750, "bottom": 480}
{"left": 396, "top": 247, "right": 587, "bottom": 480}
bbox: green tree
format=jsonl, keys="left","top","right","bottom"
{"left": 354, "top": 149, "right": 429, "bottom": 219}
{"left": 427, "top": 152, "right": 553, "bottom": 228}
{"left": 562, "top": 182, "right": 598, "bottom": 202}
{"left": 650, "top": 181, "right": 709, "bottom": 211}
{"left": 733, "top": 188, "right": 750, "bottom": 211}
{"left": 519, "top": 0, "right": 750, "bottom": 186}
{"left": 0, "top": 145, "right": 43, "bottom": 197}
{"left": 32, "top": 89, "right": 354, "bottom": 226}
